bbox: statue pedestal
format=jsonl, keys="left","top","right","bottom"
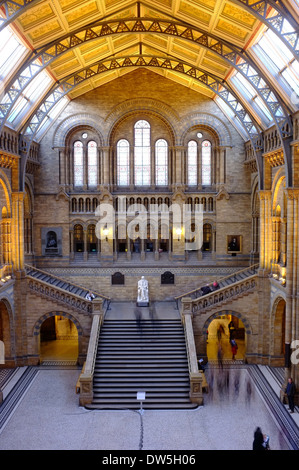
{"left": 137, "top": 300, "right": 149, "bottom": 307}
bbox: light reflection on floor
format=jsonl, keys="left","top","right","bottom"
{"left": 40, "top": 339, "right": 78, "bottom": 362}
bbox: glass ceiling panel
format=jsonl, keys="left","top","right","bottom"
{"left": 0, "top": 26, "right": 26, "bottom": 81}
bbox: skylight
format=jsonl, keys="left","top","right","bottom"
{"left": 252, "top": 28, "right": 299, "bottom": 105}
{"left": 0, "top": 26, "right": 26, "bottom": 82}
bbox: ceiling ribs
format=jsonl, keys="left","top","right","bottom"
{"left": 17, "top": 54, "right": 265, "bottom": 189}
{"left": 0, "top": 17, "right": 292, "bottom": 137}
{"left": 0, "top": 0, "right": 297, "bottom": 59}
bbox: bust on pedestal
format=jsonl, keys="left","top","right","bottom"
{"left": 137, "top": 276, "right": 149, "bottom": 307}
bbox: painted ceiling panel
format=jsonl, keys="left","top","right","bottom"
{"left": 1, "top": 0, "right": 297, "bottom": 150}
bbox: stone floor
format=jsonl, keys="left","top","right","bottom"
{"left": 0, "top": 364, "right": 297, "bottom": 451}
{"left": 1, "top": 301, "right": 298, "bottom": 452}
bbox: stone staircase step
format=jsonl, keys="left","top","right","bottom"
{"left": 86, "top": 402, "right": 196, "bottom": 410}
{"left": 88, "top": 307, "right": 194, "bottom": 410}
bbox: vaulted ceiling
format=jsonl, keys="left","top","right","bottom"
{"left": 4, "top": 0, "right": 266, "bottom": 99}
{"left": 1, "top": 0, "right": 298, "bottom": 183}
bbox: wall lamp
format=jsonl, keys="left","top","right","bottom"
{"left": 175, "top": 227, "right": 182, "bottom": 241}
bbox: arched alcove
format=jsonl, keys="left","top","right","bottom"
{"left": 0, "top": 299, "right": 13, "bottom": 366}
{"left": 271, "top": 297, "right": 286, "bottom": 366}
{"left": 34, "top": 312, "right": 82, "bottom": 364}
{"left": 203, "top": 310, "right": 251, "bottom": 363}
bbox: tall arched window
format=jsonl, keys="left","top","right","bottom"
{"left": 74, "top": 141, "right": 83, "bottom": 187}
{"left": 155, "top": 139, "right": 168, "bottom": 186}
{"left": 134, "top": 120, "right": 151, "bottom": 186}
{"left": 117, "top": 139, "right": 130, "bottom": 186}
{"left": 72, "top": 133, "right": 99, "bottom": 189}
{"left": 87, "top": 141, "right": 97, "bottom": 188}
{"left": 202, "top": 140, "right": 212, "bottom": 186}
{"left": 188, "top": 140, "right": 197, "bottom": 186}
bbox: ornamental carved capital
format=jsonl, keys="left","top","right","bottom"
{"left": 285, "top": 188, "right": 299, "bottom": 200}
{"left": 259, "top": 190, "right": 272, "bottom": 201}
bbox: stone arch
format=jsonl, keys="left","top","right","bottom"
{"left": 52, "top": 113, "right": 105, "bottom": 148}
{"left": 202, "top": 309, "right": 252, "bottom": 336}
{"left": 105, "top": 98, "right": 178, "bottom": 145}
{"left": 107, "top": 106, "right": 176, "bottom": 151}
{"left": 0, "top": 169, "right": 12, "bottom": 217}
{"left": 179, "top": 113, "right": 232, "bottom": 147}
{"left": 33, "top": 311, "right": 83, "bottom": 337}
{"left": 270, "top": 296, "right": 286, "bottom": 365}
{"left": 0, "top": 298, "right": 14, "bottom": 364}
{"left": 272, "top": 170, "right": 286, "bottom": 215}
{"left": 33, "top": 311, "right": 84, "bottom": 364}
{"left": 202, "top": 309, "right": 251, "bottom": 362}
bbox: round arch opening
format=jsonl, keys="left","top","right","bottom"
{"left": 272, "top": 298, "right": 286, "bottom": 366}
{"left": 206, "top": 314, "right": 246, "bottom": 363}
{"left": 0, "top": 299, "right": 12, "bottom": 365}
{"left": 40, "top": 315, "right": 79, "bottom": 363}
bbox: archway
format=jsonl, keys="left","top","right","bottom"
{"left": 0, "top": 299, "right": 12, "bottom": 365}
{"left": 38, "top": 313, "right": 79, "bottom": 363}
{"left": 271, "top": 298, "right": 286, "bottom": 366}
{"left": 204, "top": 312, "right": 248, "bottom": 363}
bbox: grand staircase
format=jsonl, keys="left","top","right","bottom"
{"left": 85, "top": 308, "right": 197, "bottom": 410}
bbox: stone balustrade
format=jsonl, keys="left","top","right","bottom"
{"left": 79, "top": 299, "right": 104, "bottom": 406}
{"left": 27, "top": 277, "right": 93, "bottom": 315}
{"left": 189, "top": 275, "right": 257, "bottom": 314}
{"left": 180, "top": 300, "right": 204, "bottom": 405}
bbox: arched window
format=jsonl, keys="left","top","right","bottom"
{"left": 202, "top": 140, "right": 211, "bottom": 186}
{"left": 117, "top": 139, "right": 130, "bottom": 186}
{"left": 134, "top": 120, "right": 151, "bottom": 186}
{"left": 87, "top": 141, "right": 97, "bottom": 188}
{"left": 155, "top": 139, "right": 168, "bottom": 186}
{"left": 72, "top": 134, "right": 99, "bottom": 189}
{"left": 74, "top": 224, "right": 84, "bottom": 252}
{"left": 74, "top": 141, "right": 83, "bottom": 187}
{"left": 188, "top": 140, "right": 197, "bottom": 186}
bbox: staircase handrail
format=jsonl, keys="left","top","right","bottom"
{"left": 79, "top": 299, "right": 105, "bottom": 406}
{"left": 24, "top": 263, "right": 110, "bottom": 302}
{"left": 189, "top": 272, "right": 258, "bottom": 314}
{"left": 174, "top": 263, "right": 259, "bottom": 305}
{"left": 180, "top": 307, "right": 204, "bottom": 405}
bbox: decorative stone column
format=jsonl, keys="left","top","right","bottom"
{"left": 172, "top": 190, "right": 186, "bottom": 261}
{"left": 283, "top": 189, "right": 299, "bottom": 401}
{"left": 69, "top": 228, "right": 74, "bottom": 261}
{"left": 259, "top": 190, "right": 272, "bottom": 271}
{"left": 11, "top": 192, "right": 25, "bottom": 271}
{"left": 102, "top": 146, "right": 110, "bottom": 188}
{"left": 83, "top": 229, "right": 88, "bottom": 261}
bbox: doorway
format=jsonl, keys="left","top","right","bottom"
{"left": 40, "top": 315, "right": 78, "bottom": 363}
{"left": 206, "top": 314, "right": 245, "bottom": 363}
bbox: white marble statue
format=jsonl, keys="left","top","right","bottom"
{"left": 137, "top": 276, "right": 149, "bottom": 305}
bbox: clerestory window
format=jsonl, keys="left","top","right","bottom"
{"left": 116, "top": 120, "right": 169, "bottom": 187}
{"left": 187, "top": 139, "right": 212, "bottom": 187}
{"left": 134, "top": 120, "right": 151, "bottom": 186}
{"left": 73, "top": 135, "right": 99, "bottom": 188}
